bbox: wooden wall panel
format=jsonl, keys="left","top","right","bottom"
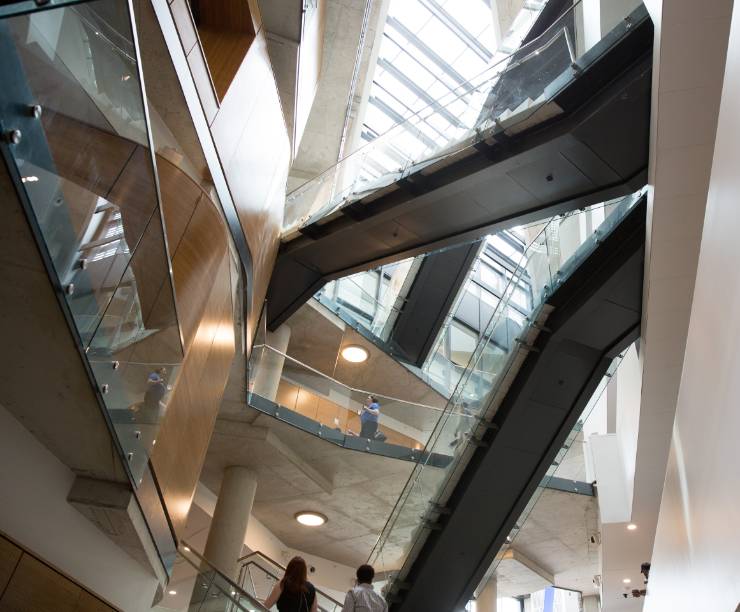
{"left": 0, "top": 535, "right": 117, "bottom": 612}
{"left": 0, "top": 537, "right": 21, "bottom": 596}
{"left": 169, "top": 196, "right": 229, "bottom": 347}
{"left": 210, "top": 30, "right": 290, "bottom": 343}
{"left": 151, "top": 253, "right": 236, "bottom": 534}
{"left": 168, "top": 0, "right": 291, "bottom": 348}
{"left": 155, "top": 156, "right": 202, "bottom": 255}
{"left": 0, "top": 555, "right": 82, "bottom": 612}
{"left": 42, "top": 112, "right": 136, "bottom": 202}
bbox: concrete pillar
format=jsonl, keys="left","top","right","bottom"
{"left": 252, "top": 324, "right": 291, "bottom": 401}
{"left": 477, "top": 574, "right": 497, "bottom": 612}
{"left": 202, "top": 466, "right": 257, "bottom": 580}
{"left": 583, "top": 594, "right": 601, "bottom": 612}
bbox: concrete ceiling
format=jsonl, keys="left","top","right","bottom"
{"left": 510, "top": 489, "right": 600, "bottom": 597}
{"left": 201, "top": 397, "right": 416, "bottom": 567}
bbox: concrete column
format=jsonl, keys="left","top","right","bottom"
{"left": 583, "top": 594, "right": 601, "bottom": 612}
{"left": 203, "top": 466, "right": 257, "bottom": 580}
{"left": 252, "top": 324, "right": 291, "bottom": 401}
{"left": 477, "top": 574, "right": 497, "bottom": 612}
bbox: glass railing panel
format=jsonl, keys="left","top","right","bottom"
{"left": 86, "top": 213, "right": 183, "bottom": 484}
{"left": 163, "top": 544, "right": 268, "bottom": 612}
{"left": 367, "top": 192, "right": 642, "bottom": 588}
{"left": 0, "top": 0, "right": 184, "bottom": 488}
{"left": 2, "top": 0, "right": 162, "bottom": 346}
{"left": 283, "top": 0, "right": 645, "bottom": 236}
{"left": 247, "top": 345, "right": 450, "bottom": 454}
{"left": 315, "top": 265, "right": 410, "bottom": 344}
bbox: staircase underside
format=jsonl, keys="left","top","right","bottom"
{"left": 390, "top": 198, "right": 647, "bottom": 611}
{"left": 266, "top": 8, "right": 652, "bottom": 330}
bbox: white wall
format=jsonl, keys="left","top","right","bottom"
{"left": 615, "top": 345, "right": 642, "bottom": 514}
{"left": 643, "top": 2, "right": 740, "bottom": 610}
{"left": 0, "top": 404, "right": 160, "bottom": 611}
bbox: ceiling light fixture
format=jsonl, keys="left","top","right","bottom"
{"left": 627, "top": 523, "right": 637, "bottom": 531}
{"left": 168, "top": 590, "right": 177, "bottom": 595}
{"left": 295, "top": 511, "right": 327, "bottom": 527}
{"left": 341, "top": 345, "right": 369, "bottom": 363}
{"left": 622, "top": 578, "right": 631, "bottom": 584}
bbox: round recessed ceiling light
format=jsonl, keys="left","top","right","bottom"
{"left": 622, "top": 578, "right": 631, "bottom": 584}
{"left": 341, "top": 345, "right": 369, "bottom": 363}
{"left": 295, "top": 511, "right": 327, "bottom": 527}
{"left": 627, "top": 523, "right": 638, "bottom": 531}
{"left": 168, "top": 590, "right": 177, "bottom": 595}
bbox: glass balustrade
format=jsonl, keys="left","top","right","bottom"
{"left": 247, "top": 344, "right": 466, "bottom": 465}
{"left": 162, "top": 544, "right": 269, "bottom": 612}
{"left": 0, "top": 0, "right": 183, "bottom": 485}
{"left": 365, "top": 191, "right": 643, "bottom": 591}
{"left": 282, "top": 0, "right": 646, "bottom": 236}
{"left": 238, "top": 552, "right": 344, "bottom": 612}
{"left": 315, "top": 272, "right": 405, "bottom": 344}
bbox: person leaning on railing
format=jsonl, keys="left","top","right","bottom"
{"left": 359, "top": 395, "right": 381, "bottom": 439}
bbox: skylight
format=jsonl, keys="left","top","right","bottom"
{"left": 357, "top": 0, "right": 547, "bottom": 181}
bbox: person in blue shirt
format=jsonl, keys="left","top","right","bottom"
{"left": 360, "top": 395, "right": 381, "bottom": 439}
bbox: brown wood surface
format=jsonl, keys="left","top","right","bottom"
{"left": 0, "top": 554, "right": 82, "bottom": 612}
{"left": 198, "top": 28, "right": 255, "bottom": 100}
{"left": 168, "top": 0, "right": 291, "bottom": 352}
{"left": 193, "top": 0, "right": 254, "bottom": 33}
{"left": 210, "top": 31, "right": 290, "bottom": 347}
{"left": 0, "top": 535, "right": 117, "bottom": 612}
{"left": 0, "top": 537, "right": 21, "bottom": 598}
{"left": 152, "top": 253, "right": 236, "bottom": 534}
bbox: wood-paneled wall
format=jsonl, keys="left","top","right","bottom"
{"left": 0, "top": 533, "right": 119, "bottom": 612}
{"left": 168, "top": 0, "right": 290, "bottom": 349}
{"left": 151, "top": 156, "right": 237, "bottom": 535}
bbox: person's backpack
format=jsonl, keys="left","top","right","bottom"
{"left": 373, "top": 430, "right": 387, "bottom": 442}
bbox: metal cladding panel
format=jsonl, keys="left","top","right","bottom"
{"left": 389, "top": 242, "right": 479, "bottom": 365}
{"left": 392, "top": 199, "right": 646, "bottom": 612}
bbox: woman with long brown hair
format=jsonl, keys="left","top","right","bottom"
{"left": 263, "top": 556, "right": 318, "bottom": 612}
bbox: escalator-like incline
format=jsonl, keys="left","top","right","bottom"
{"left": 267, "top": 5, "right": 652, "bottom": 330}
{"left": 387, "top": 196, "right": 646, "bottom": 612}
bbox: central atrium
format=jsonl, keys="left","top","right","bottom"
{"left": 0, "top": 0, "right": 737, "bottom": 611}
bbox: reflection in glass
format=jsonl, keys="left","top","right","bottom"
{"left": 1, "top": 0, "right": 183, "bottom": 485}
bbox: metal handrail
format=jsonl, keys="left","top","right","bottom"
{"left": 179, "top": 542, "right": 270, "bottom": 612}
{"left": 250, "top": 344, "right": 450, "bottom": 413}
{"left": 237, "top": 551, "right": 345, "bottom": 609}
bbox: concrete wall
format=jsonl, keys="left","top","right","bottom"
{"left": 643, "top": 3, "right": 740, "bottom": 610}
{"left": 0, "top": 404, "right": 160, "bottom": 611}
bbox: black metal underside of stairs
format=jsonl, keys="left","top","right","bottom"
{"left": 267, "top": 5, "right": 652, "bottom": 331}
{"left": 389, "top": 197, "right": 647, "bottom": 612}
